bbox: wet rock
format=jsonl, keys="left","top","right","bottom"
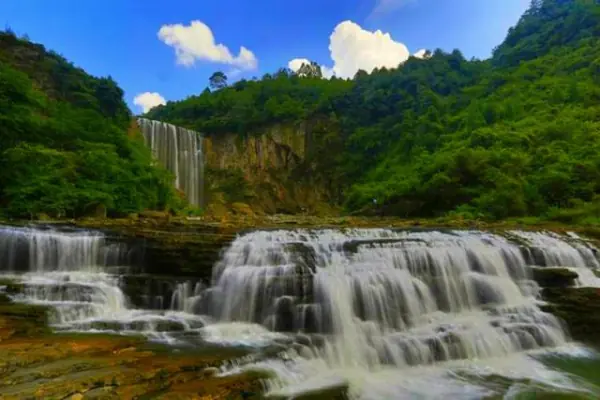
{"left": 154, "top": 320, "right": 186, "bottom": 332}
{"left": 541, "top": 287, "right": 600, "bottom": 346}
{"left": 0, "top": 279, "right": 24, "bottom": 295}
{"left": 201, "top": 367, "right": 220, "bottom": 378}
{"left": 532, "top": 267, "right": 578, "bottom": 288}
{"left": 274, "top": 296, "right": 295, "bottom": 332}
{"left": 0, "top": 298, "right": 269, "bottom": 399}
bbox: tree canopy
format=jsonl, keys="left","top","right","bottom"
{"left": 0, "top": 30, "right": 179, "bottom": 218}
{"left": 146, "top": 0, "right": 600, "bottom": 222}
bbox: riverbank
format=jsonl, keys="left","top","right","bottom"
{"left": 7, "top": 213, "right": 598, "bottom": 238}
{"left": 0, "top": 289, "right": 269, "bottom": 399}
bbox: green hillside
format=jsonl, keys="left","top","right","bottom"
{"left": 0, "top": 30, "right": 179, "bottom": 218}
{"left": 147, "top": 0, "right": 600, "bottom": 222}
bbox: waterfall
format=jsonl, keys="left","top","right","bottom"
{"left": 0, "top": 225, "right": 126, "bottom": 273}
{"left": 2, "top": 225, "right": 600, "bottom": 398}
{"left": 137, "top": 118, "right": 204, "bottom": 207}
{"left": 204, "top": 228, "right": 600, "bottom": 396}
{"left": 0, "top": 225, "right": 206, "bottom": 341}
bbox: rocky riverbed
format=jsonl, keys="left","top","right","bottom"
{"left": 0, "top": 288, "right": 269, "bottom": 400}
{"left": 2, "top": 218, "right": 600, "bottom": 399}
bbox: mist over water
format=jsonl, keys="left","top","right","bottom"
{"left": 1, "top": 225, "right": 600, "bottom": 398}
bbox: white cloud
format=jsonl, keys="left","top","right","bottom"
{"left": 288, "top": 58, "right": 311, "bottom": 72}
{"left": 328, "top": 21, "right": 411, "bottom": 78}
{"left": 134, "top": 92, "right": 166, "bottom": 113}
{"left": 321, "top": 66, "right": 335, "bottom": 79}
{"left": 289, "top": 21, "right": 418, "bottom": 79}
{"left": 413, "top": 49, "right": 429, "bottom": 59}
{"left": 158, "top": 20, "right": 258, "bottom": 70}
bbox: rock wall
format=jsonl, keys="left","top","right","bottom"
{"left": 204, "top": 123, "right": 308, "bottom": 171}
{"left": 202, "top": 122, "right": 338, "bottom": 216}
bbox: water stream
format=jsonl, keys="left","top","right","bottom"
{"left": 1, "top": 225, "right": 600, "bottom": 398}
{"left": 137, "top": 118, "right": 204, "bottom": 207}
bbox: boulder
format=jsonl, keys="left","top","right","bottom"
{"left": 531, "top": 267, "right": 578, "bottom": 288}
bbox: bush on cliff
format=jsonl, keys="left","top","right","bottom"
{"left": 146, "top": 0, "right": 600, "bottom": 221}
{"left": 0, "top": 30, "right": 178, "bottom": 218}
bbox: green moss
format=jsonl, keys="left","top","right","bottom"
{"left": 0, "top": 278, "right": 24, "bottom": 294}
{"left": 0, "top": 302, "right": 52, "bottom": 337}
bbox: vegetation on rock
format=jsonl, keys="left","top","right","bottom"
{"left": 0, "top": 280, "right": 269, "bottom": 399}
{"left": 147, "top": 0, "right": 600, "bottom": 222}
{"left": 0, "top": 30, "right": 180, "bottom": 219}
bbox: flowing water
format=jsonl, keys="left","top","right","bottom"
{"left": 2, "top": 225, "right": 600, "bottom": 398}
{"left": 137, "top": 118, "right": 204, "bottom": 207}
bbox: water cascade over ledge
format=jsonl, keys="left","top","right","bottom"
{"left": 2, "top": 225, "right": 600, "bottom": 398}
{"left": 137, "top": 118, "right": 204, "bottom": 206}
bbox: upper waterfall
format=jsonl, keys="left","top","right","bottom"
{"left": 137, "top": 118, "right": 204, "bottom": 207}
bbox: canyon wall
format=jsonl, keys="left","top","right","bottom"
{"left": 201, "top": 121, "right": 337, "bottom": 216}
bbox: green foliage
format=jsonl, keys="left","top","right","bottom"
{"left": 205, "top": 167, "right": 254, "bottom": 203}
{"left": 0, "top": 31, "right": 178, "bottom": 218}
{"left": 209, "top": 71, "right": 228, "bottom": 91}
{"left": 493, "top": 0, "right": 600, "bottom": 67}
{"left": 142, "top": 0, "right": 600, "bottom": 221}
{"left": 146, "top": 68, "right": 352, "bottom": 135}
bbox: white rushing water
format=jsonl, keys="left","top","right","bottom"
{"left": 206, "top": 228, "right": 600, "bottom": 398}
{"left": 2, "top": 225, "right": 600, "bottom": 398}
{"left": 0, "top": 225, "right": 206, "bottom": 344}
{"left": 137, "top": 118, "right": 204, "bottom": 207}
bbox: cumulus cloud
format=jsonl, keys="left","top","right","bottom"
{"left": 288, "top": 21, "right": 420, "bottom": 79}
{"left": 413, "top": 49, "right": 429, "bottom": 59}
{"left": 288, "top": 58, "right": 311, "bottom": 72}
{"left": 158, "top": 20, "right": 258, "bottom": 70}
{"left": 321, "top": 66, "right": 335, "bottom": 79}
{"left": 328, "top": 21, "right": 410, "bottom": 78}
{"left": 134, "top": 92, "right": 166, "bottom": 113}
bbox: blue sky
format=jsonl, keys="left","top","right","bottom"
{"left": 1, "top": 0, "right": 529, "bottom": 113}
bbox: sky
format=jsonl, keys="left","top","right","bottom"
{"left": 1, "top": 0, "right": 530, "bottom": 113}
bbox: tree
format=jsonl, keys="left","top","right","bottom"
{"left": 209, "top": 71, "right": 228, "bottom": 90}
{"left": 295, "top": 61, "right": 323, "bottom": 78}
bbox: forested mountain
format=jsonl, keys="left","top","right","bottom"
{"left": 0, "top": 30, "right": 179, "bottom": 218}
{"left": 1, "top": 0, "right": 598, "bottom": 222}
{"left": 147, "top": 0, "right": 600, "bottom": 222}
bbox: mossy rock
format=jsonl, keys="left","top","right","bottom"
{"left": 0, "top": 302, "right": 52, "bottom": 338}
{"left": 139, "top": 210, "right": 171, "bottom": 220}
{"left": 0, "top": 279, "right": 24, "bottom": 295}
{"left": 532, "top": 267, "right": 578, "bottom": 288}
{"left": 541, "top": 287, "right": 600, "bottom": 346}
{"left": 231, "top": 202, "right": 255, "bottom": 217}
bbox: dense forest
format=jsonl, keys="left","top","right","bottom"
{"left": 147, "top": 0, "right": 600, "bottom": 223}
{"left": 1, "top": 0, "right": 599, "bottom": 222}
{"left": 0, "top": 31, "right": 180, "bottom": 218}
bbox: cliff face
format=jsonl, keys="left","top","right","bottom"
{"left": 202, "top": 122, "right": 338, "bottom": 216}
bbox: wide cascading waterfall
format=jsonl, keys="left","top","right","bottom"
{"left": 0, "top": 225, "right": 129, "bottom": 326}
{"left": 0, "top": 225, "right": 206, "bottom": 342}
{"left": 3, "top": 225, "right": 600, "bottom": 398}
{"left": 205, "top": 228, "right": 600, "bottom": 397}
{"left": 137, "top": 118, "right": 204, "bottom": 207}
